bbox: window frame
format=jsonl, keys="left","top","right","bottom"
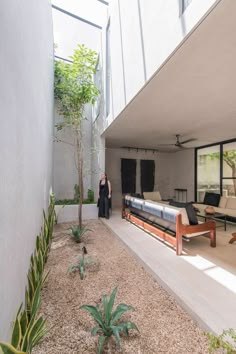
{"left": 195, "top": 138, "right": 236, "bottom": 201}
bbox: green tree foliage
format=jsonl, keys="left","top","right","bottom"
{"left": 207, "top": 150, "right": 236, "bottom": 194}
{"left": 54, "top": 44, "right": 99, "bottom": 227}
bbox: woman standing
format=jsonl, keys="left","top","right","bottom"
{"left": 98, "top": 173, "right": 112, "bottom": 219}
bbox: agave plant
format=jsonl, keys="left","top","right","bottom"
{"left": 0, "top": 195, "right": 54, "bottom": 354}
{"left": 80, "top": 287, "right": 139, "bottom": 353}
{"left": 67, "top": 255, "right": 96, "bottom": 280}
{"left": 0, "top": 284, "right": 47, "bottom": 354}
{"left": 69, "top": 225, "right": 91, "bottom": 243}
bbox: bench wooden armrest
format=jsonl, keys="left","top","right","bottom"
{"left": 176, "top": 214, "right": 216, "bottom": 255}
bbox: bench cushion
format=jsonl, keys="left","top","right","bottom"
{"left": 143, "top": 191, "right": 162, "bottom": 202}
{"left": 226, "top": 197, "right": 236, "bottom": 210}
{"left": 203, "top": 192, "right": 221, "bottom": 207}
{"left": 169, "top": 201, "right": 198, "bottom": 225}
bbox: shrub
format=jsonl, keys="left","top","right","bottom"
{"left": 74, "top": 184, "right": 80, "bottom": 202}
{"left": 69, "top": 225, "right": 91, "bottom": 243}
{"left": 0, "top": 193, "right": 55, "bottom": 353}
{"left": 80, "top": 287, "right": 139, "bottom": 353}
{"left": 207, "top": 328, "right": 236, "bottom": 353}
{"left": 87, "top": 189, "right": 94, "bottom": 202}
{"left": 67, "top": 254, "right": 96, "bottom": 280}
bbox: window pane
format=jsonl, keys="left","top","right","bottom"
{"left": 222, "top": 141, "right": 236, "bottom": 196}
{"left": 197, "top": 146, "right": 220, "bottom": 202}
{"left": 223, "top": 180, "right": 235, "bottom": 197}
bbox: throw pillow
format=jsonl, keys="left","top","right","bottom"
{"left": 169, "top": 201, "right": 198, "bottom": 225}
{"left": 203, "top": 192, "right": 220, "bottom": 207}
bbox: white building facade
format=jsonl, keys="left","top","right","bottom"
{"left": 91, "top": 0, "right": 236, "bottom": 206}
{"left": 0, "top": 0, "right": 54, "bottom": 340}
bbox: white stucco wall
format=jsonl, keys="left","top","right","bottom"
{"left": 105, "top": 148, "right": 195, "bottom": 207}
{"left": 0, "top": 0, "right": 54, "bottom": 341}
{"left": 106, "top": 0, "right": 219, "bottom": 122}
{"left": 53, "top": 105, "right": 93, "bottom": 200}
{"left": 167, "top": 149, "right": 195, "bottom": 202}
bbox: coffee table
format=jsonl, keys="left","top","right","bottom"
{"left": 196, "top": 211, "right": 227, "bottom": 231}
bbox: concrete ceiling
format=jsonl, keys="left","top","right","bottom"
{"left": 104, "top": 0, "right": 236, "bottom": 152}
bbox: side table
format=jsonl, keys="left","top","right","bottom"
{"left": 174, "top": 188, "right": 187, "bottom": 202}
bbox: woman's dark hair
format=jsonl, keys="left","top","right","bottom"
{"left": 100, "top": 173, "right": 108, "bottom": 185}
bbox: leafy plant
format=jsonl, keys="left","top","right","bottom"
{"left": 87, "top": 189, "right": 94, "bottom": 203}
{"left": 80, "top": 287, "right": 139, "bottom": 354}
{"left": 0, "top": 194, "right": 55, "bottom": 353}
{"left": 67, "top": 255, "right": 96, "bottom": 280}
{"left": 55, "top": 198, "right": 95, "bottom": 205}
{"left": 74, "top": 184, "right": 80, "bottom": 202}
{"left": 54, "top": 44, "right": 99, "bottom": 228}
{"left": 0, "top": 284, "right": 47, "bottom": 353}
{"left": 206, "top": 328, "right": 236, "bottom": 353}
{"left": 69, "top": 225, "right": 91, "bottom": 243}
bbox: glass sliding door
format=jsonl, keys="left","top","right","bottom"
{"left": 195, "top": 139, "right": 236, "bottom": 201}
{"left": 222, "top": 141, "right": 236, "bottom": 197}
{"left": 196, "top": 145, "right": 220, "bottom": 202}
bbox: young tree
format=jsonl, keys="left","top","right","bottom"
{"left": 206, "top": 150, "right": 236, "bottom": 195}
{"left": 54, "top": 44, "right": 99, "bottom": 228}
{"left": 223, "top": 151, "right": 236, "bottom": 194}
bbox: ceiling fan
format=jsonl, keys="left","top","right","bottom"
{"left": 158, "top": 134, "right": 197, "bottom": 148}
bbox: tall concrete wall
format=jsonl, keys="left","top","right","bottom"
{"left": 0, "top": 0, "right": 54, "bottom": 340}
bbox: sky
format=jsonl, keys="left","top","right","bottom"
{"left": 52, "top": 0, "right": 108, "bottom": 59}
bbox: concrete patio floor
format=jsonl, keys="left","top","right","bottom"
{"left": 101, "top": 210, "right": 236, "bottom": 335}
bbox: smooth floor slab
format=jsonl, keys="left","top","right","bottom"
{"left": 102, "top": 210, "right": 236, "bottom": 334}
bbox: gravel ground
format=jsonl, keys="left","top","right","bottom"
{"left": 33, "top": 219, "right": 210, "bottom": 354}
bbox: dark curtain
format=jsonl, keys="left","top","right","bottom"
{"left": 140, "top": 160, "right": 155, "bottom": 193}
{"left": 121, "top": 158, "right": 136, "bottom": 194}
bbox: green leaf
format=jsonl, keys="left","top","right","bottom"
{"left": 91, "top": 326, "right": 101, "bottom": 336}
{"left": 29, "top": 282, "right": 41, "bottom": 321}
{"left": 67, "top": 264, "right": 79, "bottom": 273}
{"left": 11, "top": 318, "right": 22, "bottom": 349}
{"left": 119, "top": 321, "right": 140, "bottom": 335}
{"left": 97, "top": 335, "right": 106, "bottom": 354}
{"left": 79, "top": 266, "right": 84, "bottom": 280}
{"left": 84, "top": 258, "right": 96, "bottom": 265}
{"left": 102, "top": 294, "right": 109, "bottom": 325}
{"left": 116, "top": 323, "right": 128, "bottom": 336}
{"left": 19, "top": 310, "right": 28, "bottom": 337}
{"left": 0, "top": 342, "right": 25, "bottom": 354}
{"left": 111, "top": 304, "right": 134, "bottom": 325}
{"left": 80, "top": 305, "right": 104, "bottom": 329}
{"left": 26, "top": 317, "right": 47, "bottom": 350}
{"left": 111, "top": 326, "right": 121, "bottom": 348}
{"left": 107, "top": 287, "right": 117, "bottom": 320}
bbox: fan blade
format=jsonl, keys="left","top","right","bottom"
{"left": 180, "top": 138, "right": 196, "bottom": 144}
{"left": 156, "top": 143, "right": 176, "bottom": 146}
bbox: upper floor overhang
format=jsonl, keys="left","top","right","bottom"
{"left": 103, "top": 0, "right": 236, "bottom": 152}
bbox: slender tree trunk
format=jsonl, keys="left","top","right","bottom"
{"left": 76, "top": 127, "right": 83, "bottom": 228}
{"left": 232, "top": 166, "right": 236, "bottom": 196}
{"left": 79, "top": 147, "right": 83, "bottom": 228}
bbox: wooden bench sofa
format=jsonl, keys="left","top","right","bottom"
{"left": 122, "top": 195, "right": 216, "bottom": 255}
